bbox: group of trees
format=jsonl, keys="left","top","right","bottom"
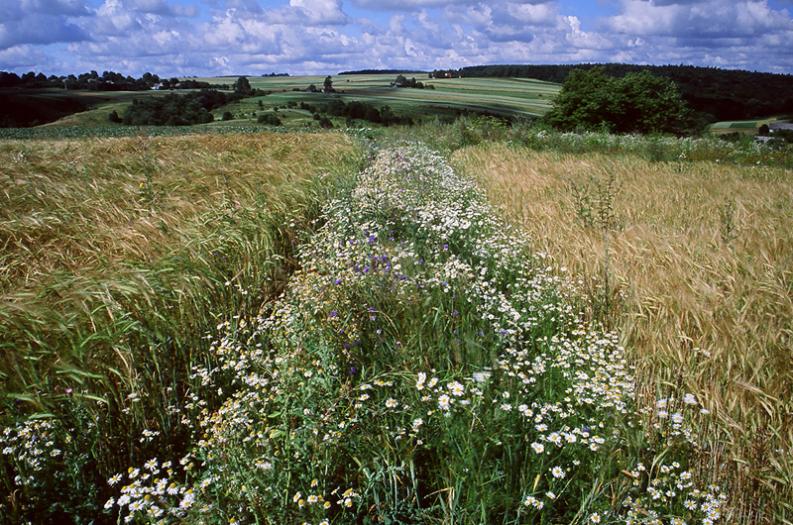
{"left": 107, "top": 77, "right": 264, "bottom": 126}
{"left": 0, "top": 70, "right": 234, "bottom": 91}
{"left": 392, "top": 75, "right": 433, "bottom": 89}
{"left": 230, "top": 76, "right": 269, "bottom": 96}
{"left": 0, "top": 92, "right": 89, "bottom": 127}
{"left": 257, "top": 113, "right": 282, "bottom": 125}
{"left": 339, "top": 69, "right": 427, "bottom": 75}
{"left": 118, "top": 90, "right": 241, "bottom": 126}
{"left": 434, "top": 63, "right": 793, "bottom": 123}
{"left": 289, "top": 98, "right": 411, "bottom": 127}
{"left": 306, "top": 76, "right": 337, "bottom": 94}
{"left": 545, "top": 68, "right": 693, "bottom": 135}
{"left": 324, "top": 98, "right": 412, "bottom": 126}
{"left": 1, "top": 70, "right": 160, "bottom": 90}
{"left": 159, "top": 78, "right": 222, "bottom": 90}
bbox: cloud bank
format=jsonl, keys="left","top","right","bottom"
{"left": 1, "top": 0, "right": 791, "bottom": 75}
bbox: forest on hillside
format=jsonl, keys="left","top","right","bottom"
{"left": 433, "top": 64, "right": 793, "bottom": 122}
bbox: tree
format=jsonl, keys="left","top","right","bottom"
{"left": 615, "top": 71, "right": 691, "bottom": 134}
{"left": 545, "top": 68, "right": 691, "bottom": 135}
{"left": 234, "top": 76, "right": 253, "bottom": 95}
{"left": 222, "top": 111, "right": 234, "bottom": 121}
{"left": 258, "top": 113, "right": 282, "bottom": 125}
{"left": 323, "top": 76, "right": 334, "bottom": 93}
{"left": 544, "top": 68, "right": 621, "bottom": 132}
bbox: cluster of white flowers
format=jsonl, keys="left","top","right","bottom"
{"left": 0, "top": 419, "right": 65, "bottom": 488}
{"left": 105, "top": 456, "right": 198, "bottom": 523}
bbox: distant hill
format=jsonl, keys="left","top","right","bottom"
{"left": 0, "top": 91, "right": 90, "bottom": 127}
{"left": 339, "top": 69, "right": 428, "bottom": 75}
{"left": 433, "top": 64, "right": 793, "bottom": 122}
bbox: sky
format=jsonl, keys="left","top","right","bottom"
{"left": 1, "top": 0, "right": 792, "bottom": 76}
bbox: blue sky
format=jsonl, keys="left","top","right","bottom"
{"left": 2, "top": 0, "right": 792, "bottom": 76}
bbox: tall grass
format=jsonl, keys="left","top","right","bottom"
{"left": 453, "top": 143, "right": 793, "bottom": 524}
{"left": 381, "top": 117, "right": 793, "bottom": 169}
{"left": 0, "top": 132, "right": 363, "bottom": 522}
{"left": 100, "top": 143, "right": 725, "bottom": 525}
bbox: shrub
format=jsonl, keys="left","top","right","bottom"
{"left": 257, "top": 113, "right": 282, "bottom": 126}
{"left": 122, "top": 90, "right": 238, "bottom": 126}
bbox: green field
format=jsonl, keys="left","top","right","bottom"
{"left": 4, "top": 74, "right": 559, "bottom": 131}
{"left": 201, "top": 73, "right": 558, "bottom": 122}
{"left": 707, "top": 117, "right": 778, "bottom": 135}
{"left": 2, "top": 79, "right": 792, "bottom": 525}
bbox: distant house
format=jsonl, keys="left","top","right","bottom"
{"left": 770, "top": 121, "right": 793, "bottom": 132}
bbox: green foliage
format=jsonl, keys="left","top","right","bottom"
{"left": 233, "top": 76, "right": 253, "bottom": 96}
{"left": 0, "top": 92, "right": 89, "bottom": 127}
{"left": 257, "top": 113, "right": 283, "bottom": 126}
{"left": 222, "top": 111, "right": 233, "bottom": 121}
{"left": 393, "top": 75, "right": 426, "bottom": 89}
{"left": 377, "top": 117, "right": 793, "bottom": 168}
{"left": 122, "top": 90, "right": 237, "bottom": 126}
{"left": 440, "top": 63, "right": 793, "bottom": 122}
{"left": 323, "top": 98, "right": 412, "bottom": 126}
{"left": 545, "top": 68, "right": 692, "bottom": 134}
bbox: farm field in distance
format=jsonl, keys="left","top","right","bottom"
{"left": 707, "top": 116, "right": 792, "bottom": 136}
{"left": 0, "top": 74, "right": 560, "bottom": 134}
{"left": 197, "top": 73, "right": 559, "bottom": 120}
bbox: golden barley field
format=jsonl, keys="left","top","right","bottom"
{"left": 1, "top": 132, "right": 355, "bottom": 298}
{"left": 453, "top": 144, "right": 793, "bottom": 524}
{"left": 0, "top": 131, "right": 358, "bottom": 435}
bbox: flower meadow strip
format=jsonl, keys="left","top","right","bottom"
{"left": 4, "top": 144, "right": 725, "bottom": 524}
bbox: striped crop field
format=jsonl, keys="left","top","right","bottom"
{"left": 8, "top": 75, "right": 559, "bottom": 135}
{"left": 198, "top": 73, "right": 560, "bottom": 119}
{"left": 707, "top": 118, "right": 778, "bottom": 136}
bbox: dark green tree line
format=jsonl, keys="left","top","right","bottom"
{"left": 545, "top": 68, "right": 692, "bottom": 134}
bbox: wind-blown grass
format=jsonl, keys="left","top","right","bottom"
{"left": 99, "top": 144, "right": 723, "bottom": 524}
{"left": 453, "top": 143, "right": 793, "bottom": 524}
{"left": 0, "top": 132, "right": 363, "bottom": 522}
{"left": 380, "top": 117, "right": 793, "bottom": 169}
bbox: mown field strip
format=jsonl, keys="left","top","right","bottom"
{"left": 99, "top": 143, "right": 726, "bottom": 524}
